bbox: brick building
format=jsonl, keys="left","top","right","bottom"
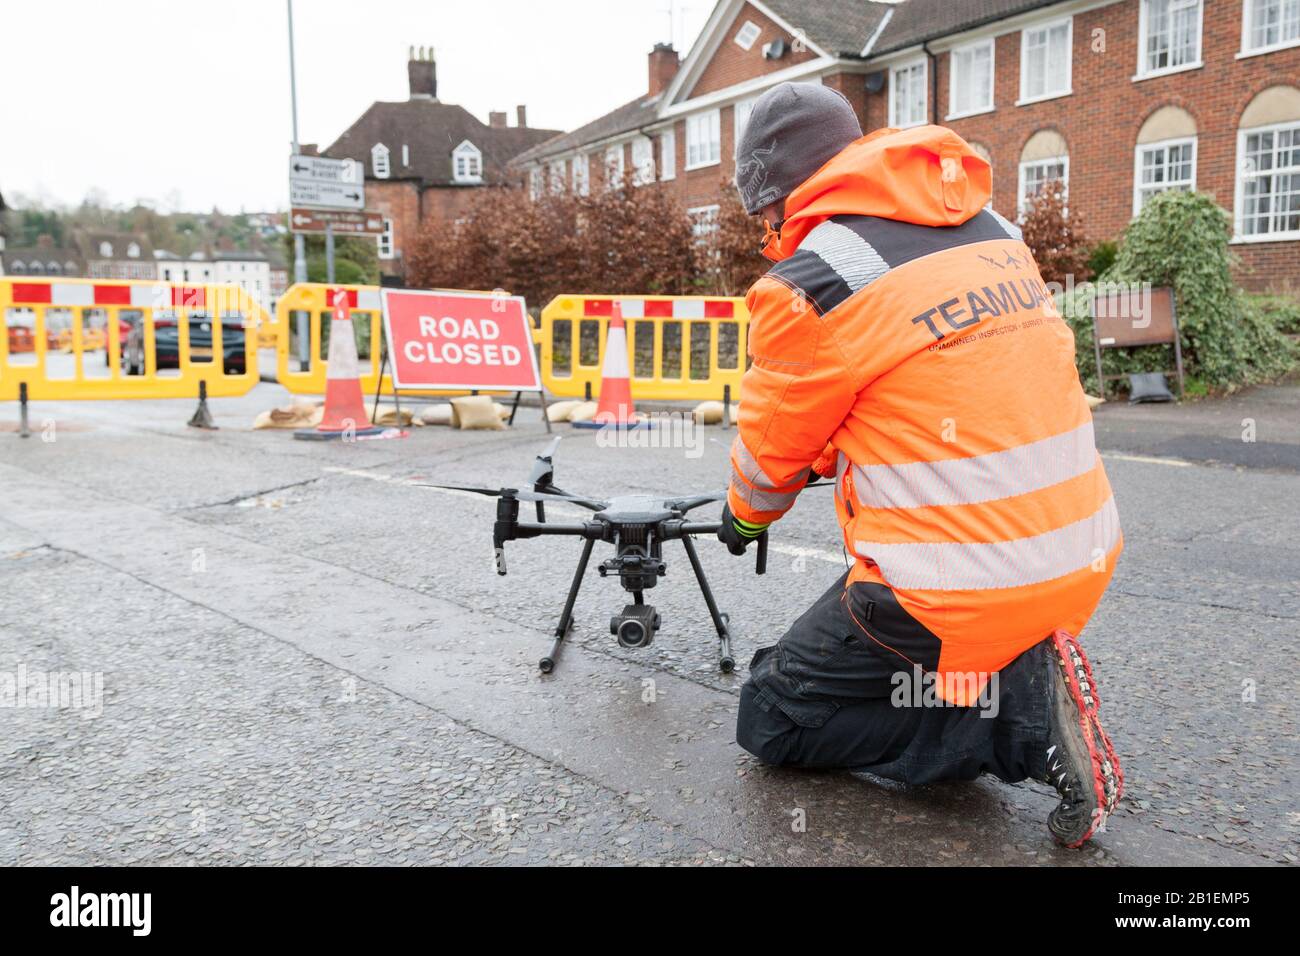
{"left": 320, "top": 48, "right": 561, "bottom": 280}
{"left": 514, "top": 0, "right": 1300, "bottom": 293}
{"left": 72, "top": 231, "right": 157, "bottom": 281}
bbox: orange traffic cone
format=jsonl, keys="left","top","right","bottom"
{"left": 573, "top": 301, "right": 647, "bottom": 430}
{"left": 295, "top": 289, "right": 385, "bottom": 441}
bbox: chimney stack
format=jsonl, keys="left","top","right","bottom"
{"left": 489, "top": 111, "right": 508, "bottom": 129}
{"left": 648, "top": 42, "right": 679, "bottom": 97}
{"left": 407, "top": 44, "right": 437, "bottom": 99}
{"left": 516, "top": 105, "right": 528, "bottom": 128}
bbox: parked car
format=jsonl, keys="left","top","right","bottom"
{"left": 123, "top": 313, "right": 247, "bottom": 376}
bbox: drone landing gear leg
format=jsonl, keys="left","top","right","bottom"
{"left": 679, "top": 535, "right": 737, "bottom": 674}
{"left": 540, "top": 537, "right": 596, "bottom": 674}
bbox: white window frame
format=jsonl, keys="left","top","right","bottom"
{"left": 377, "top": 219, "right": 394, "bottom": 260}
{"left": 947, "top": 38, "right": 995, "bottom": 120}
{"left": 548, "top": 159, "right": 567, "bottom": 193}
{"left": 604, "top": 144, "right": 625, "bottom": 187}
{"left": 889, "top": 57, "right": 928, "bottom": 128}
{"left": 659, "top": 130, "right": 676, "bottom": 181}
{"left": 687, "top": 204, "right": 721, "bottom": 244}
{"left": 685, "top": 109, "right": 721, "bottom": 170}
{"left": 1136, "top": 0, "right": 1204, "bottom": 80}
{"left": 1017, "top": 155, "right": 1070, "bottom": 215}
{"left": 1233, "top": 119, "right": 1300, "bottom": 241}
{"left": 733, "top": 96, "right": 758, "bottom": 153}
{"left": 529, "top": 167, "right": 544, "bottom": 200}
{"left": 371, "top": 142, "right": 391, "bottom": 179}
{"left": 734, "top": 20, "right": 761, "bottom": 51}
{"left": 572, "top": 154, "right": 591, "bottom": 195}
{"left": 1018, "top": 17, "right": 1073, "bottom": 105}
{"left": 631, "top": 136, "right": 655, "bottom": 186}
{"left": 1133, "top": 136, "right": 1198, "bottom": 215}
{"left": 1239, "top": 0, "right": 1300, "bottom": 56}
{"left": 452, "top": 140, "right": 483, "bottom": 184}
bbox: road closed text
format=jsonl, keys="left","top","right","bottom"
{"left": 402, "top": 316, "right": 524, "bottom": 367}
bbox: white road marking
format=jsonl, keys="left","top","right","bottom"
{"left": 1101, "top": 452, "right": 1193, "bottom": 468}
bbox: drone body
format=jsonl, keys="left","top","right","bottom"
{"left": 423, "top": 438, "right": 766, "bottom": 674}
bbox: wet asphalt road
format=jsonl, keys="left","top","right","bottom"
{"left": 1, "top": 381, "right": 1296, "bottom": 866}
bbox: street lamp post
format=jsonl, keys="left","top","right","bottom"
{"left": 287, "top": 0, "right": 310, "bottom": 369}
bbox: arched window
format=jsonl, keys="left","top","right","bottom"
{"left": 47, "top": 261, "right": 61, "bottom": 275}
{"left": 10, "top": 259, "right": 25, "bottom": 274}
{"left": 127, "top": 242, "right": 140, "bottom": 258}
{"left": 1235, "top": 85, "right": 1300, "bottom": 240}
{"left": 371, "top": 142, "right": 391, "bottom": 179}
{"left": 99, "top": 241, "right": 113, "bottom": 257}
{"left": 1134, "top": 106, "right": 1198, "bottom": 215}
{"left": 1017, "top": 129, "right": 1069, "bottom": 215}
{"left": 28, "top": 261, "right": 43, "bottom": 275}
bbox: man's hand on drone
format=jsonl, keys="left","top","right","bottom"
{"left": 718, "top": 503, "right": 769, "bottom": 556}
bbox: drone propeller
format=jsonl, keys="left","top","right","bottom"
{"left": 527, "top": 435, "right": 563, "bottom": 487}
{"left": 416, "top": 483, "right": 609, "bottom": 511}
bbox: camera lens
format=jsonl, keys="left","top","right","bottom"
{"left": 617, "top": 618, "right": 648, "bottom": 648}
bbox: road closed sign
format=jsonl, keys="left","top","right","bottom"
{"left": 380, "top": 289, "right": 542, "bottom": 391}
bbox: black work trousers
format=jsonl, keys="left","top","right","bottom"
{"left": 736, "top": 571, "right": 1051, "bottom": 785}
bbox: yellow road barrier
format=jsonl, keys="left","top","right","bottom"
{"left": 539, "top": 294, "right": 749, "bottom": 401}
{"left": 275, "top": 282, "right": 540, "bottom": 397}
{"left": 0, "top": 278, "right": 266, "bottom": 402}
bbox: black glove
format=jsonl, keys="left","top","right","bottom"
{"left": 717, "top": 503, "right": 769, "bottom": 556}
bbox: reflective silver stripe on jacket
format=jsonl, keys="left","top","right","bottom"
{"left": 855, "top": 497, "right": 1121, "bottom": 591}
{"left": 853, "top": 422, "right": 1098, "bottom": 510}
{"left": 731, "top": 436, "right": 806, "bottom": 513}
{"left": 799, "top": 221, "right": 890, "bottom": 293}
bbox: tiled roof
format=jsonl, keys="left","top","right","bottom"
{"left": 871, "top": 0, "right": 1066, "bottom": 55}
{"left": 512, "top": 93, "right": 662, "bottom": 166}
{"left": 323, "top": 100, "right": 560, "bottom": 187}
{"left": 509, "top": 0, "right": 1078, "bottom": 167}
{"left": 761, "top": 0, "right": 894, "bottom": 57}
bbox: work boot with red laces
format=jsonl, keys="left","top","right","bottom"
{"left": 1042, "top": 629, "right": 1123, "bottom": 848}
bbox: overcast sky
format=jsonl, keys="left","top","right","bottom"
{"left": 0, "top": 0, "right": 712, "bottom": 213}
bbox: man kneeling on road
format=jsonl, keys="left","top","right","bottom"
{"left": 719, "top": 83, "right": 1124, "bottom": 847}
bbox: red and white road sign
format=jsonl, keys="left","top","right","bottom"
{"left": 380, "top": 289, "right": 542, "bottom": 391}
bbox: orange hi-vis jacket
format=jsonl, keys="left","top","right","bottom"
{"left": 728, "top": 125, "right": 1122, "bottom": 704}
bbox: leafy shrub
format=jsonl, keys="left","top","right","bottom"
{"left": 1248, "top": 294, "right": 1300, "bottom": 335}
{"left": 406, "top": 173, "right": 761, "bottom": 307}
{"left": 1020, "top": 182, "right": 1092, "bottom": 287}
{"left": 1061, "top": 190, "right": 1296, "bottom": 395}
{"left": 1087, "top": 239, "right": 1118, "bottom": 278}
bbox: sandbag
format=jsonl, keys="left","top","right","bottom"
{"left": 546, "top": 399, "right": 583, "bottom": 422}
{"left": 567, "top": 401, "right": 600, "bottom": 423}
{"left": 692, "top": 400, "right": 740, "bottom": 425}
{"left": 374, "top": 406, "right": 420, "bottom": 426}
{"left": 253, "top": 402, "right": 323, "bottom": 430}
{"left": 418, "top": 403, "right": 454, "bottom": 426}
{"left": 450, "top": 395, "right": 506, "bottom": 430}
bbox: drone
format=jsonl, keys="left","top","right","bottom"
{"left": 420, "top": 437, "right": 767, "bottom": 674}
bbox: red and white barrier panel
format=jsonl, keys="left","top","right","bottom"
{"left": 6, "top": 282, "right": 218, "bottom": 309}
{"left": 581, "top": 298, "right": 736, "bottom": 319}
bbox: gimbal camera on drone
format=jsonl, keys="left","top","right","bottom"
{"left": 422, "top": 437, "right": 768, "bottom": 674}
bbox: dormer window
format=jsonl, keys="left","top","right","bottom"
{"left": 453, "top": 140, "right": 483, "bottom": 183}
{"left": 99, "top": 241, "right": 113, "bottom": 257}
{"left": 127, "top": 242, "right": 140, "bottom": 258}
{"left": 372, "top": 142, "right": 391, "bottom": 179}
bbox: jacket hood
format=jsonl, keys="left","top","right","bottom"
{"left": 764, "top": 125, "right": 993, "bottom": 262}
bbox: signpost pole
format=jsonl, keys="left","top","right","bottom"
{"left": 325, "top": 222, "right": 335, "bottom": 284}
